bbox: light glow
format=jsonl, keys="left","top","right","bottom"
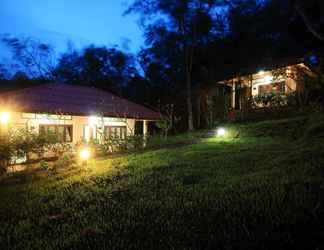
{"left": 79, "top": 148, "right": 91, "bottom": 161}
{"left": 258, "top": 70, "right": 265, "bottom": 75}
{"left": 89, "top": 116, "right": 99, "bottom": 127}
{"left": 264, "top": 75, "right": 273, "bottom": 82}
{"left": 0, "top": 112, "right": 10, "bottom": 124}
{"left": 217, "top": 128, "right": 227, "bottom": 137}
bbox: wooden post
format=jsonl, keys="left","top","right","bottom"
{"left": 143, "top": 120, "right": 148, "bottom": 137}
{"left": 143, "top": 120, "right": 148, "bottom": 147}
{"left": 232, "top": 81, "right": 236, "bottom": 109}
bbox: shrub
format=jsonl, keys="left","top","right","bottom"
{"left": 0, "top": 128, "right": 74, "bottom": 175}
{"left": 39, "top": 160, "right": 50, "bottom": 171}
{"left": 253, "top": 93, "right": 288, "bottom": 107}
{"left": 9, "top": 128, "right": 61, "bottom": 161}
{"left": 0, "top": 143, "right": 14, "bottom": 175}
{"left": 53, "top": 155, "right": 72, "bottom": 169}
{"left": 86, "top": 135, "right": 146, "bottom": 156}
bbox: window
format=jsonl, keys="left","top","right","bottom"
{"left": 258, "top": 81, "right": 285, "bottom": 96}
{"left": 104, "top": 126, "right": 127, "bottom": 140}
{"left": 39, "top": 125, "right": 73, "bottom": 142}
{"left": 83, "top": 125, "right": 97, "bottom": 142}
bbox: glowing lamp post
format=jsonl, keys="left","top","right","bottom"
{"left": 79, "top": 148, "right": 91, "bottom": 165}
{"left": 216, "top": 127, "right": 227, "bottom": 137}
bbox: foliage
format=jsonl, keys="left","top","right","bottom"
{"left": 54, "top": 46, "right": 137, "bottom": 93}
{"left": 2, "top": 36, "right": 57, "bottom": 79}
{"left": 85, "top": 135, "right": 147, "bottom": 156}
{"left": 0, "top": 143, "right": 14, "bottom": 175}
{"left": 53, "top": 154, "right": 74, "bottom": 170}
{"left": 156, "top": 104, "right": 181, "bottom": 138}
{"left": 0, "top": 128, "right": 73, "bottom": 175}
{"left": 127, "top": 0, "right": 227, "bottom": 131}
{"left": 39, "top": 160, "right": 50, "bottom": 171}
{"left": 253, "top": 92, "right": 289, "bottom": 107}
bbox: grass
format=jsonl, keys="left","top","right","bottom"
{"left": 1, "top": 115, "right": 324, "bottom": 249}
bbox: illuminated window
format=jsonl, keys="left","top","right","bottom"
{"left": 258, "top": 81, "right": 285, "bottom": 96}
{"left": 104, "top": 126, "right": 127, "bottom": 139}
{"left": 39, "top": 125, "right": 73, "bottom": 142}
{"left": 83, "top": 125, "right": 97, "bottom": 141}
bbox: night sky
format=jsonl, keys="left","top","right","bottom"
{"left": 0, "top": 0, "right": 143, "bottom": 59}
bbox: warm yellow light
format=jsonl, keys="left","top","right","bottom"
{"left": 0, "top": 112, "right": 10, "bottom": 124}
{"left": 79, "top": 148, "right": 91, "bottom": 161}
{"left": 217, "top": 128, "right": 227, "bottom": 136}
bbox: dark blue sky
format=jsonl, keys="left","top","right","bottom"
{"left": 0, "top": 0, "right": 144, "bottom": 56}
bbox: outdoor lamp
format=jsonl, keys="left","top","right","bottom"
{"left": 217, "top": 127, "right": 227, "bottom": 137}
{"left": 79, "top": 148, "right": 91, "bottom": 163}
{"left": 0, "top": 112, "right": 10, "bottom": 124}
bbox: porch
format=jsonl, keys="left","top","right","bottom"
{"left": 226, "top": 66, "right": 298, "bottom": 110}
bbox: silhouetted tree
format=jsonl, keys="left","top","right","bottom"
{"left": 2, "top": 36, "right": 57, "bottom": 80}
{"left": 55, "top": 45, "right": 138, "bottom": 94}
{"left": 293, "top": 0, "right": 324, "bottom": 41}
{"left": 127, "top": 0, "right": 226, "bottom": 131}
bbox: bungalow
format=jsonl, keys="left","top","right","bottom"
{"left": 218, "top": 60, "right": 317, "bottom": 110}
{"left": 0, "top": 83, "right": 160, "bottom": 143}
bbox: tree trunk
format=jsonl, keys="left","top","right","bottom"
{"left": 186, "top": 72, "right": 194, "bottom": 131}
{"left": 197, "top": 93, "right": 201, "bottom": 129}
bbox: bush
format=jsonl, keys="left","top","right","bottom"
{"left": 253, "top": 93, "right": 287, "bottom": 107}
{"left": 53, "top": 156, "right": 71, "bottom": 169}
{"left": 85, "top": 135, "right": 146, "bottom": 156}
{"left": 39, "top": 160, "right": 50, "bottom": 171}
{"left": 0, "top": 143, "right": 14, "bottom": 175}
{"left": 0, "top": 128, "right": 74, "bottom": 175}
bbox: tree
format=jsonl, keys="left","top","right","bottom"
{"left": 293, "top": 0, "right": 324, "bottom": 41}
{"left": 55, "top": 45, "right": 138, "bottom": 93}
{"left": 0, "top": 64, "right": 9, "bottom": 80}
{"left": 2, "top": 36, "right": 57, "bottom": 80}
{"left": 127, "top": 0, "right": 225, "bottom": 131}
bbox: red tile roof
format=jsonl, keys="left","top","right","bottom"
{"left": 0, "top": 83, "right": 161, "bottom": 120}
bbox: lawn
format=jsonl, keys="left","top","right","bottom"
{"left": 1, "top": 115, "right": 324, "bottom": 250}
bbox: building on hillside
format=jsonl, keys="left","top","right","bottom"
{"left": 218, "top": 60, "right": 317, "bottom": 111}
{"left": 0, "top": 83, "right": 160, "bottom": 143}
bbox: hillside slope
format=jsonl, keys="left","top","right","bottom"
{"left": 1, "top": 115, "right": 324, "bottom": 250}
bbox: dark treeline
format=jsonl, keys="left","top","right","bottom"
{"left": 0, "top": 0, "right": 323, "bottom": 131}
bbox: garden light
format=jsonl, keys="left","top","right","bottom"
{"left": 79, "top": 148, "right": 91, "bottom": 161}
{"left": 0, "top": 112, "right": 10, "bottom": 124}
{"left": 217, "top": 127, "right": 227, "bottom": 137}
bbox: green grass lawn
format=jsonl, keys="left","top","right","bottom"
{"left": 1, "top": 115, "right": 324, "bottom": 250}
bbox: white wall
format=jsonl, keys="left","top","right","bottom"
{"left": 7, "top": 112, "right": 136, "bottom": 144}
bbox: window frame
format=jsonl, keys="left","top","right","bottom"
{"left": 39, "top": 124, "right": 73, "bottom": 143}
{"left": 104, "top": 126, "right": 127, "bottom": 140}
{"left": 258, "top": 81, "right": 286, "bottom": 96}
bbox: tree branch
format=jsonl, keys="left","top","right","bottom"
{"left": 294, "top": 1, "right": 324, "bottom": 41}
